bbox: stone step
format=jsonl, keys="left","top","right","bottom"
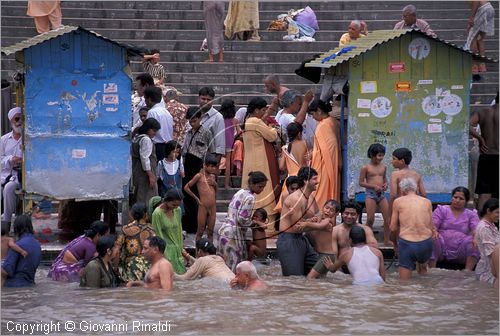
{"left": 2, "top": 0, "right": 476, "bottom": 11}
{"left": 5, "top": 14, "right": 497, "bottom": 30}
{"left": 4, "top": 5, "right": 491, "bottom": 21}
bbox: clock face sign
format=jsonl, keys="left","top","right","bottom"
{"left": 371, "top": 96, "right": 392, "bottom": 118}
{"left": 408, "top": 37, "right": 431, "bottom": 60}
{"left": 441, "top": 94, "right": 463, "bottom": 116}
{"left": 422, "top": 95, "right": 442, "bottom": 117}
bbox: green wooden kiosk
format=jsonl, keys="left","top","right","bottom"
{"left": 304, "top": 29, "right": 496, "bottom": 203}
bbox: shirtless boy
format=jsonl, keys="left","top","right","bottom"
{"left": 277, "top": 167, "right": 321, "bottom": 276}
{"left": 248, "top": 208, "right": 268, "bottom": 260}
{"left": 306, "top": 199, "right": 341, "bottom": 279}
{"left": 389, "top": 147, "right": 426, "bottom": 212}
{"left": 184, "top": 154, "right": 218, "bottom": 242}
{"left": 331, "top": 200, "right": 378, "bottom": 261}
{"left": 359, "top": 143, "right": 391, "bottom": 245}
{"left": 126, "top": 236, "right": 173, "bottom": 290}
{"left": 390, "top": 178, "right": 437, "bottom": 280}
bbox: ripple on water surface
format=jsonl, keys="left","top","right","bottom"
{"left": 1, "top": 264, "right": 498, "bottom": 335}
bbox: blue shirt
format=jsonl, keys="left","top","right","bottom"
{"left": 2, "top": 233, "right": 41, "bottom": 287}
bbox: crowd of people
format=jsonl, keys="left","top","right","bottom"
{"left": 1, "top": 2, "right": 498, "bottom": 291}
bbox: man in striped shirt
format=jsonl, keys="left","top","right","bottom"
{"left": 143, "top": 49, "right": 167, "bottom": 85}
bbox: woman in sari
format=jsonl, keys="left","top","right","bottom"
{"left": 218, "top": 171, "right": 268, "bottom": 272}
{"left": 275, "top": 122, "right": 309, "bottom": 213}
{"left": 113, "top": 203, "right": 156, "bottom": 282}
{"left": 48, "top": 221, "right": 109, "bottom": 282}
{"left": 151, "top": 188, "right": 186, "bottom": 274}
{"left": 241, "top": 97, "right": 280, "bottom": 232}
{"left": 310, "top": 99, "right": 342, "bottom": 206}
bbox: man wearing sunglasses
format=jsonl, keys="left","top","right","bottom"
{"left": 1, "top": 107, "right": 23, "bottom": 228}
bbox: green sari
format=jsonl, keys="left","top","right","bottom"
{"left": 152, "top": 206, "right": 186, "bottom": 274}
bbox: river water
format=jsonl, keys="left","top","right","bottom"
{"left": 1, "top": 262, "right": 498, "bottom": 335}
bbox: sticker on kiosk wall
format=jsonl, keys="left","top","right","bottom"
{"left": 395, "top": 81, "right": 411, "bottom": 92}
{"left": 389, "top": 62, "right": 406, "bottom": 73}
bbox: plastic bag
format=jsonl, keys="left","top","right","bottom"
{"left": 294, "top": 6, "right": 319, "bottom": 31}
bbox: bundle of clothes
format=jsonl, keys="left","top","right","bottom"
{"left": 267, "top": 6, "right": 319, "bottom": 42}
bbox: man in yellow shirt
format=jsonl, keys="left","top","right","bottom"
{"left": 339, "top": 20, "right": 368, "bottom": 48}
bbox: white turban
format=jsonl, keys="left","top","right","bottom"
{"left": 8, "top": 107, "right": 21, "bottom": 121}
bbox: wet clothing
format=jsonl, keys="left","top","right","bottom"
{"left": 475, "top": 154, "right": 499, "bottom": 197}
{"left": 48, "top": 235, "right": 95, "bottom": 282}
{"left": 2, "top": 233, "right": 41, "bottom": 287}
{"left": 475, "top": 219, "right": 499, "bottom": 286}
{"left": 398, "top": 237, "right": 433, "bottom": 271}
{"left": 217, "top": 189, "right": 255, "bottom": 272}
{"left": 277, "top": 232, "right": 319, "bottom": 276}
{"left": 114, "top": 221, "right": 156, "bottom": 282}
{"left": 365, "top": 188, "right": 386, "bottom": 203}
{"left": 312, "top": 252, "right": 336, "bottom": 275}
{"left": 431, "top": 205, "right": 480, "bottom": 264}
{"left": 152, "top": 206, "right": 186, "bottom": 274}
{"left": 80, "top": 258, "right": 117, "bottom": 288}
{"left": 175, "top": 255, "right": 235, "bottom": 281}
{"left": 348, "top": 245, "right": 384, "bottom": 285}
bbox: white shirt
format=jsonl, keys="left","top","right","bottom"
{"left": 276, "top": 109, "right": 317, "bottom": 148}
{"left": 157, "top": 158, "right": 184, "bottom": 178}
{"left": 0, "top": 131, "right": 22, "bottom": 183}
{"left": 147, "top": 102, "right": 173, "bottom": 144}
{"left": 235, "top": 107, "right": 247, "bottom": 125}
{"left": 131, "top": 94, "right": 145, "bottom": 127}
{"left": 137, "top": 135, "right": 154, "bottom": 171}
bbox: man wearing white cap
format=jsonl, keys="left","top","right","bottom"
{"left": 1, "top": 107, "right": 23, "bottom": 225}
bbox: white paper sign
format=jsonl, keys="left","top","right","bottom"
{"left": 428, "top": 124, "right": 442, "bottom": 133}
{"left": 451, "top": 85, "right": 464, "bottom": 90}
{"left": 429, "top": 118, "right": 441, "bottom": 123}
{"left": 358, "top": 113, "right": 371, "bottom": 117}
{"left": 360, "top": 81, "right": 377, "bottom": 94}
{"left": 418, "top": 79, "right": 433, "bottom": 85}
{"left": 357, "top": 99, "right": 372, "bottom": 109}
{"left": 72, "top": 149, "right": 87, "bottom": 159}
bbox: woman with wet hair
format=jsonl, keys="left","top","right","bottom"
{"left": 48, "top": 221, "right": 109, "bottom": 282}
{"left": 176, "top": 238, "right": 235, "bottom": 281}
{"left": 80, "top": 235, "right": 117, "bottom": 288}
{"left": 218, "top": 171, "right": 268, "bottom": 272}
{"left": 429, "top": 186, "right": 480, "bottom": 271}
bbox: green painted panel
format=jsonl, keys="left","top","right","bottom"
{"left": 346, "top": 34, "right": 472, "bottom": 196}
{"left": 362, "top": 48, "right": 379, "bottom": 80}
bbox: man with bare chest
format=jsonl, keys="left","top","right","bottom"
{"left": 331, "top": 201, "right": 378, "bottom": 259}
{"left": 470, "top": 93, "right": 499, "bottom": 211}
{"left": 277, "top": 167, "right": 320, "bottom": 276}
{"left": 126, "top": 237, "right": 173, "bottom": 290}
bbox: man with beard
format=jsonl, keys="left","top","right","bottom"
{"left": 331, "top": 200, "right": 378, "bottom": 260}
{"left": 277, "top": 167, "right": 323, "bottom": 276}
{"left": 1, "top": 107, "right": 23, "bottom": 227}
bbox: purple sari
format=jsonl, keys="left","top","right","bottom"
{"left": 47, "top": 235, "right": 94, "bottom": 282}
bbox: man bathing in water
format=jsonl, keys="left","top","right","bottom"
{"left": 127, "top": 237, "right": 173, "bottom": 290}
{"left": 331, "top": 201, "right": 378, "bottom": 261}
{"left": 390, "top": 177, "right": 437, "bottom": 280}
{"left": 277, "top": 167, "right": 329, "bottom": 276}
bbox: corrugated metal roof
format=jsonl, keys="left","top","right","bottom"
{"left": 305, "top": 29, "right": 497, "bottom": 68}
{"left": 1, "top": 25, "right": 146, "bottom": 56}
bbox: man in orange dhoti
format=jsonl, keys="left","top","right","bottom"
{"left": 27, "top": 0, "right": 62, "bottom": 34}
{"left": 310, "top": 99, "right": 341, "bottom": 206}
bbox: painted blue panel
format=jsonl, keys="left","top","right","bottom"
{"left": 25, "top": 70, "right": 132, "bottom": 136}
{"left": 355, "top": 192, "right": 451, "bottom": 203}
{"left": 25, "top": 136, "right": 130, "bottom": 199}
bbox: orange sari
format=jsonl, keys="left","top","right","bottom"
{"left": 311, "top": 117, "right": 341, "bottom": 206}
